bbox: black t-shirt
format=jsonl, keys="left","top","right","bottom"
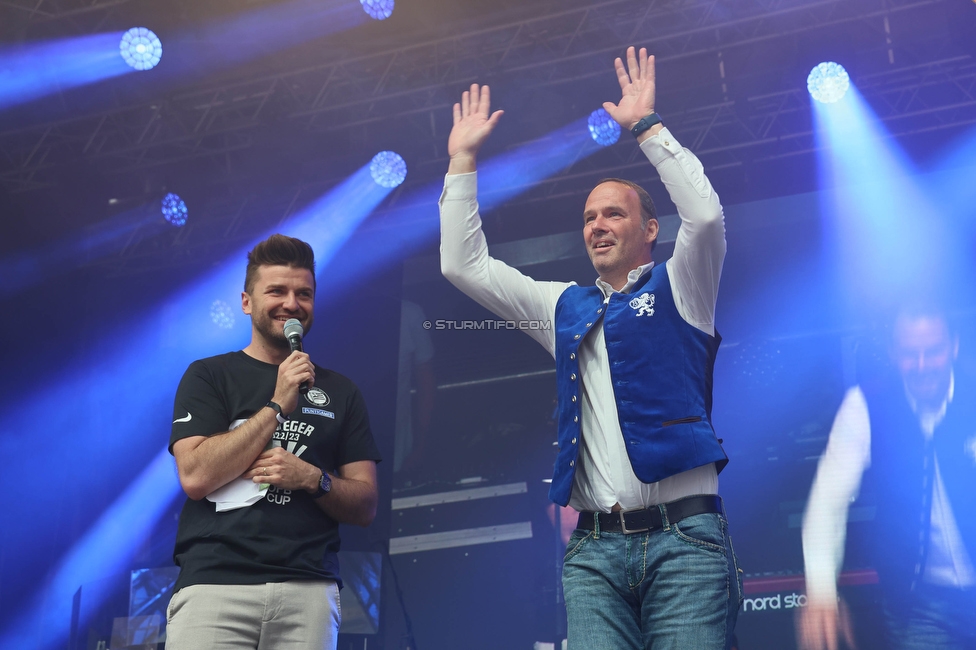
{"left": 169, "top": 351, "right": 381, "bottom": 591}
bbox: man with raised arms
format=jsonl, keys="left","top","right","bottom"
{"left": 439, "top": 47, "right": 741, "bottom": 649}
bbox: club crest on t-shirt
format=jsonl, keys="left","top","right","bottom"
{"left": 305, "top": 387, "right": 330, "bottom": 407}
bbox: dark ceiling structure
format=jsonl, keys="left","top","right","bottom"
{"left": 1, "top": 0, "right": 974, "bottom": 272}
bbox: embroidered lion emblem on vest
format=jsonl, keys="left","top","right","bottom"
{"left": 629, "top": 292, "right": 655, "bottom": 317}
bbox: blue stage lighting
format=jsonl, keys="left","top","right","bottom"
{"left": 370, "top": 151, "right": 407, "bottom": 188}
{"left": 161, "top": 193, "right": 187, "bottom": 227}
{"left": 1, "top": 34, "right": 132, "bottom": 109}
{"left": 807, "top": 62, "right": 850, "bottom": 104}
{"left": 120, "top": 27, "right": 162, "bottom": 71}
{"left": 316, "top": 116, "right": 605, "bottom": 293}
{"left": 588, "top": 108, "right": 621, "bottom": 146}
{"left": 360, "top": 0, "right": 394, "bottom": 20}
{"left": 210, "top": 300, "right": 235, "bottom": 329}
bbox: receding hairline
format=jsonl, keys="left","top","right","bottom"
{"left": 583, "top": 199, "right": 635, "bottom": 217}
{"left": 584, "top": 178, "right": 659, "bottom": 246}
{"left": 591, "top": 178, "right": 637, "bottom": 191}
{"left": 586, "top": 180, "right": 637, "bottom": 207}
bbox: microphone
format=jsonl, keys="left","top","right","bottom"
{"left": 283, "top": 318, "right": 309, "bottom": 394}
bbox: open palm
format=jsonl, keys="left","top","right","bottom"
{"left": 448, "top": 84, "right": 504, "bottom": 163}
{"left": 603, "top": 46, "right": 656, "bottom": 130}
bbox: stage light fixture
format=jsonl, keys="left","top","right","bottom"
{"left": 119, "top": 27, "right": 162, "bottom": 71}
{"left": 587, "top": 108, "right": 620, "bottom": 146}
{"left": 210, "top": 300, "right": 235, "bottom": 329}
{"left": 807, "top": 62, "right": 850, "bottom": 104}
{"left": 369, "top": 151, "right": 407, "bottom": 188}
{"left": 360, "top": 0, "right": 394, "bottom": 20}
{"left": 161, "top": 193, "right": 187, "bottom": 227}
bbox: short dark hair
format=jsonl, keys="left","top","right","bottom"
{"left": 594, "top": 178, "right": 658, "bottom": 250}
{"left": 244, "top": 234, "right": 316, "bottom": 294}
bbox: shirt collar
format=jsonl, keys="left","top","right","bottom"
{"left": 595, "top": 261, "right": 655, "bottom": 299}
{"left": 905, "top": 371, "right": 954, "bottom": 438}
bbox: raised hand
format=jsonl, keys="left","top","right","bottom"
{"left": 447, "top": 84, "right": 504, "bottom": 175}
{"left": 603, "top": 46, "right": 657, "bottom": 132}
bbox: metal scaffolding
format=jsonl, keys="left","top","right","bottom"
{"left": 0, "top": 0, "right": 135, "bottom": 37}
{"left": 1, "top": 0, "right": 973, "bottom": 276}
{"left": 2, "top": 0, "right": 966, "bottom": 192}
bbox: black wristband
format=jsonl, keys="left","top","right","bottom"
{"left": 265, "top": 401, "right": 288, "bottom": 424}
{"left": 631, "top": 113, "right": 662, "bottom": 138}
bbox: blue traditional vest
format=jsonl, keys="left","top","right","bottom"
{"left": 549, "top": 261, "right": 727, "bottom": 506}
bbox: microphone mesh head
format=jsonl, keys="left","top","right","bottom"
{"left": 283, "top": 318, "right": 304, "bottom": 340}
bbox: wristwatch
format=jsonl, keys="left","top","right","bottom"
{"left": 631, "top": 112, "right": 662, "bottom": 138}
{"left": 265, "top": 400, "right": 288, "bottom": 424}
{"left": 313, "top": 470, "right": 332, "bottom": 498}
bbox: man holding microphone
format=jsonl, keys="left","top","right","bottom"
{"left": 166, "top": 233, "right": 381, "bottom": 650}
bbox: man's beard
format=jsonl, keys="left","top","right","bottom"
{"left": 254, "top": 312, "right": 312, "bottom": 351}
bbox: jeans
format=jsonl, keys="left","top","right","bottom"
{"left": 884, "top": 583, "right": 976, "bottom": 650}
{"left": 165, "top": 581, "right": 341, "bottom": 650}
{"left": 562, "top": 507, "right": 742, "bottom": 650}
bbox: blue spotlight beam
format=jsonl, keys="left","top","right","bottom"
{"left": 927, "top": 124, "right": 976, "bottom": 230}
{"left": 478, "top": 117, "right": 603, "bottom": 209}
{"left": 0, "top": 288, "right": 242, "bottom": 649}
{"left": 812, "top": 84, "right": 959, "bottom": 314}
{"left": 0, "top": 205, "right": 168, "bottom": 298}
{"left": 317, "top": 115, "right": 604, "bottom": 298}
{"left": 0, "top": 255, "right": 263, "bottom": 648}
{"left": 1, "top": 0, "right": 366, "bottom": 113}
{"left": 290, "top": 164, "right": 396, "bottom": 268}
{"left": 0, "top": 33, "right": 131, "bottom": 109}
{"left": 0, "top": 448, "right": 183, "bottom": 650}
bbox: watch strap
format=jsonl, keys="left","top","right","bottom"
{"left": 631, "top": 113, "right": 662, "bottom": 138}
{"left": 266, "top": 400, "right": 288, "bottom": 424}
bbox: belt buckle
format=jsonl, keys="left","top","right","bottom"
{"left": 618, "top": 509, "right": 649, "bottom": 534}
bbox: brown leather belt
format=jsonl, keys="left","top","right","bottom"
{"left": 576, "top": 494, "right": 723, "bottom": 534}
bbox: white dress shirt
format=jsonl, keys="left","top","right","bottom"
{"left": 439, "top": 128, "right": 727, "bottom": 513}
